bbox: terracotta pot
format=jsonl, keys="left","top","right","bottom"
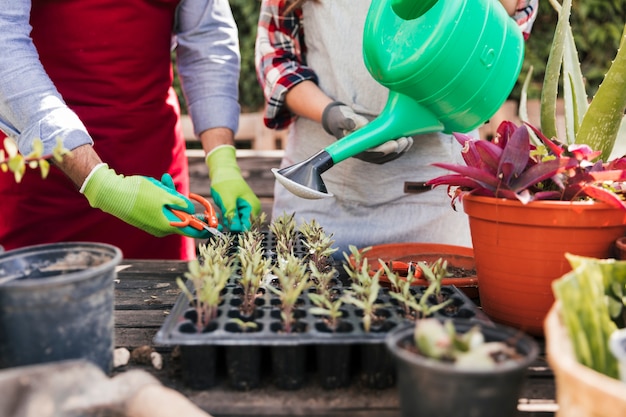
{"left": 464, "top": 194, "right": 626, "bottom": 336}
{"left": 350, "top": 243, "right": 478, "bottom": 300}
{"left": 545, "top": 302, "right": 626, "bottom": 417}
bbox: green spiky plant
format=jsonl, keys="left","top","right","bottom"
{"left": 269, "top": 212, "right": 298, "bottom": 260}
{"left": 523, "top": 0, "right": 626, "bottom": 162}
{"left": 383, "top": 260, "right": 453, "bottom": 321}
{"left": 177, "top": 234, "right": 235, "bottom": 332}
{"left": 299, "top": 218, "right": 338, "bottom": 273}
{"left": 237, "top": 228, "right": 272, "bottom": 317}
{"left": 341, "top": 245, "right": 388, "bottom": 333}
{"left": 266, "top": 252, "right": 311, "bottom": 333}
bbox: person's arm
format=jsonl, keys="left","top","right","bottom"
{"left": 0, "top": 1, "right": 209, "bottom": 239}
{"left": 0, "top": 0, "right": 97, "bottom": 184}
{"left": 175, "top": 0, "right": 260, "bottom": 232}
{"left": 255, "top": 0, "right": 320, "bottom": 129}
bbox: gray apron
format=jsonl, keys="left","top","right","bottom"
{"left": 272, "top": 0, "right": 472, "bottom": 257}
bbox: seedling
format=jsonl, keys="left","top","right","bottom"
{"left": 299, "top": 219, "right": 337, "bottom": 273}
{"left": 382, "top": 261, "right": 452, "bottom": 320}
{"left": 178, "top": 237, "right": 235, "bottom": 332}
{"left": 341, "top": 245, "right": 387, "bottom": 332}
{"left": 266, "top": 253, "right": 311, "bottom": 333}
{"left": 228, "top": 317, "right": 259, "bottom": 333}
{"left": 308, "top": 291, "right": 344, "bottom": 332}
{"left": 269, "top": 212, "right": 298, "bottom": 260}
{"left": 238, "top": 229, "right": 272, "bottom": 317}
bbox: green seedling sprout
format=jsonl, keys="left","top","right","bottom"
{"left": 341, "top": 245, "right": 386, "bottom": 333}
{"left": 177, "top": 241, "right": 235, "bottom": 332}
{"left": 266, "top": 253, "right": 311, "bottom": 333}
{"left": 299, "top": 219, "right": 338, "bottom": 273}
{"left": 382, "top": 261, "right": 452, "bottom": 320}
{"left": 229, "top": 317, "right": 259, "bottom": 333}
{"left": 308, "top": 260, "right": 337, "bottom": 295}
{"left": 238, "top": 230, "right": 272, "bottom": 317}
{"left": 308, "top": 292, "right": 344, "bottom": 332}
{"left": 269, "top": 211, "right": 298, "bottom": 261}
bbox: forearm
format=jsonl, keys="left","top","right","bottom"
{"left": 55, "top": 144, "right": 103, "bottom": 189}
{"left": 284, "top": 81, "right": 333, "bottom": 124}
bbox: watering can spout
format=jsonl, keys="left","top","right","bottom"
{"left": 272, "top": 92, "right": 442, "bottom": 200}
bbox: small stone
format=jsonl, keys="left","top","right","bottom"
{"left": 113, "top": 347, "right": 131, "bottom": 368}
{"left": 150, "top": 352, "right": 163, "bottom": 370}
{"left": 131, "top": 345, "right": 155, "bottom": 365}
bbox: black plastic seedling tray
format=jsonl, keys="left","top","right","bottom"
{"left": 154, "top": 233, "right": 490, "bottom": 391}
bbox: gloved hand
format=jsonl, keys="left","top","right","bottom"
{"left": 321, "top": 101, "right": 413, "bottom": 164}
{"left": 81, "top": 164, "right": 210, "bottom": 239}
{"left": 205, "top": 145, "right": 261, "bottom": 232}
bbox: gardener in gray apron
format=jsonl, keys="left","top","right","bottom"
{"left": 255, "top": 0, "right": 536, "bottom": 258}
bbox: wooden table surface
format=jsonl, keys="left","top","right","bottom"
{"left": 112, "top": 259, "right": 558, "bottom": 417}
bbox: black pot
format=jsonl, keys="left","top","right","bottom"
{"left": 0, "top": 242, "right": 121, "bottom": 373}
{"left": 385, "top": 319, "right": 539, "bottom": 417}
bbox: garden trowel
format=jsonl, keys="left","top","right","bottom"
{"left": 272, "top": 0, "right": 525, "bottom": 199}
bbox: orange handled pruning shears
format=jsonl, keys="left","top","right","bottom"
{"left": 169, "top": 192, "right": 223, "bottom": 237}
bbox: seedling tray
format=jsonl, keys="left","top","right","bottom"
{"left": 154, "top": 232, "right": 489, "bottom": 390}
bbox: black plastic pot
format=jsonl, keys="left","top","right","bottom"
{"left": 0, "top": 242, "right": 121, "bottom": 373}
{"left": 385, "top": 319, "right": 539, "bottom": 417}
{"left": 180, "top": 345, "right": 219, "bottom": 389}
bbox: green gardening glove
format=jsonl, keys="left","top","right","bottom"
{"left": 205, "top": 145, "right": 261, "bottom": 232}
{"left": 81, "top": 164, "right": 209, "bottom": 239}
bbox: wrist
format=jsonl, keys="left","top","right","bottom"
{"left": 79, "top": 163, "right": 108, "bottom": 194}
{"left": 321, "top": 101, "right": 346, "bottom": 135}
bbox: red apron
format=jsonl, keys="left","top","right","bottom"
{"left": 0, "top": 0, "right": 195, "bottom": 260}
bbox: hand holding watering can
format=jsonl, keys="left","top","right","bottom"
{"left": 273, "top": 0, "right": 525, "bottom": 199}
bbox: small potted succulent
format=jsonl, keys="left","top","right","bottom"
{"left": 386, "top": 317, "right": 539, "bottom": 417}
{"left": 425, "top": 0, "right": 626, "bottom": 335}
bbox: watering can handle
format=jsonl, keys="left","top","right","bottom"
{"left": 391, "top": 0, "right": 438, "bottom": 20}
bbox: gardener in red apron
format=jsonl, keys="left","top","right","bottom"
{"left": 0, "top": 0, "right": 260, "bottom": 260}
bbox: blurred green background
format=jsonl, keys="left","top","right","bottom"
{"left": 173, "top": 0, "right": 626, "bottom": 114}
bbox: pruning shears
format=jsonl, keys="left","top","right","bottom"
{"left": 169, "top": 192, "right": 223, "bottom": 237}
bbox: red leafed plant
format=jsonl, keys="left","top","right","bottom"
{"left": 426, "top": 121, "right": 626, "bottom": 210}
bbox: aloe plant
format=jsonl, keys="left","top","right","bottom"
{"left": 533, "top": 0, "right": 626, "bottom": 161}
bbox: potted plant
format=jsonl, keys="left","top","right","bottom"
{"left": 386, "top": 317, "right": 539, "bottom": 417}
{"left": 425, "top": 0, "right": 626, "bottom": 335}
{"left": 545, "top": 253, "right": 626, "bottom": 417}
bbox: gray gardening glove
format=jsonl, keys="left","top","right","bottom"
{"left": 321, "top": 101, "right": 413, "bottom": 164}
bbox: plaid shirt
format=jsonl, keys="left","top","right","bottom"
{"left": 256, "top": 0, "right": 539, "bottom": 130}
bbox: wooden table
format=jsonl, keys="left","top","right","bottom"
{"left": 113, "top": 259, "right": 558, "bottom": 417}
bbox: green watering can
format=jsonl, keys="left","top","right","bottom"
{"left": 272, "top": 0, "right": 525, "bottom": 199}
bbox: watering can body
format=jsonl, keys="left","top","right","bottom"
{"left": 273, "top": 0, "right": 524, "bottom": 199}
